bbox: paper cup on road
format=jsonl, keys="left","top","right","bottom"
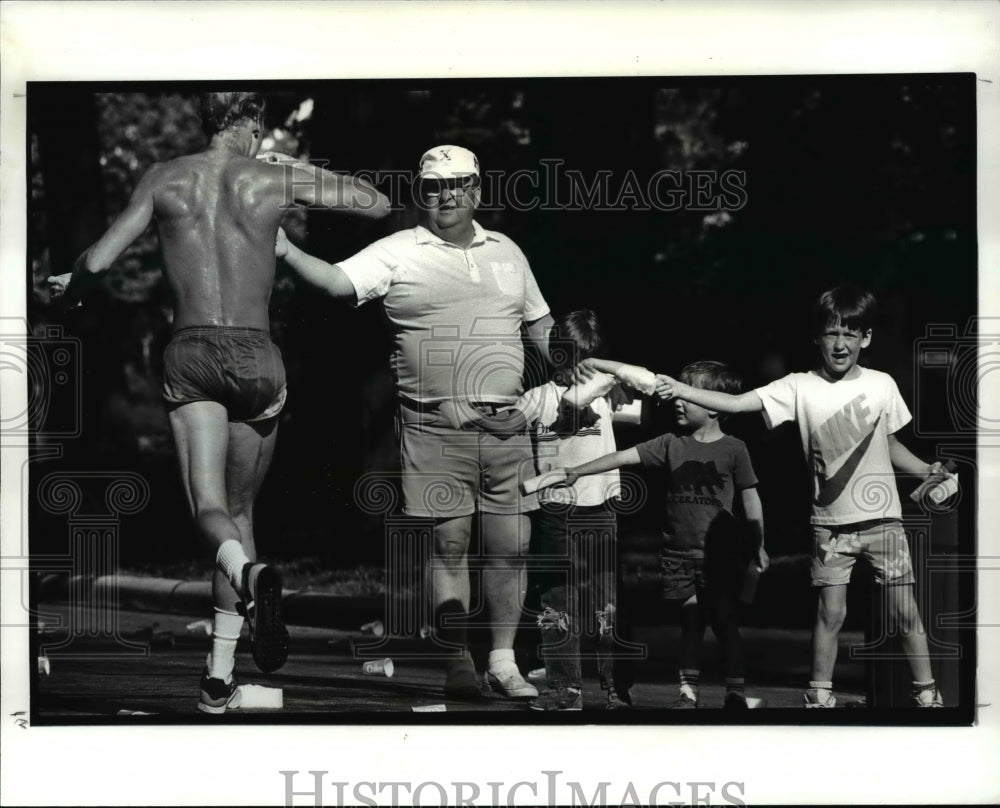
{"left": 411, "top": 704, "right": 447, "bottom": 712}
{"left": 360, "top": 620, "right": 385, "bottom": 637}
{"left": 362, "top": 658, "right": 394, "bottom": 678}
{"left": 236, "top": 684, "right": 283, "bottom": 709}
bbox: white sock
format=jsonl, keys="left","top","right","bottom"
{"left": 488, "top": 649, "right": 516, "bottom": 670}
{"left": 216, "top": 540, "right": 251, "bottom": 593}
{"left": 808, "top": 680, "right": 834, "bottom": 700}
{"left": 207, "top": 608, "right": 244, "bottom": 683}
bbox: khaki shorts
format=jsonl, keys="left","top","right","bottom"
{"left": 811, "top": 519, "right": 915, "bottom": 586}
{"left": 398, "top": 400, "right": 534, "bottom": 518}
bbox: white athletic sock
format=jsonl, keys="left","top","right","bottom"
{"left": 207, "top": 608, "right": 244, "bottom": 683}
{"left": 216, "top": 540, "right": 251, "bottom": 593}
{"left": 808, "top": 680, "right": 834, "bottom": 702}
{"left": 488, "top": 649, "right": 516, "bottom": 670}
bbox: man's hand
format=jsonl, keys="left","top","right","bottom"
{"left": 275, "top": 227, "right": 289, "bottom": 259}
{"left": 562, "top": 468, "right": 580, "bottom": 488}
{"left": 47, "top": 272, "right": 73, "bottom": 300}
{"left": 655, "top": 374, "right": 680, "bottom": 401}
{"left": 257, "top": 151, "right": 301, "bottom": 166}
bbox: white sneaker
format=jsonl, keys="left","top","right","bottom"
{"left": 482, "top": 665, "right": 538, "bottom": 698}
{"left": 527, "top": 667, "right": 546, "bottom": 684}
{"left": 913, "top": 686, "right": 944, "bottom": 708}
{"left": 804, "top": 689, "right": 836, "bottom": 708}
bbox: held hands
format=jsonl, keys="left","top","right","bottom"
{"left": 257, "top": 151, "right": 301, "bottom": 166}
{"left": 570, "top": 358, "right": 601, "bottom": 386}
{"left": 275, "top": 226, "right": 289, "bottom": 259}
{"left": 654, "top": 374, "right": 680, "bottom": 401}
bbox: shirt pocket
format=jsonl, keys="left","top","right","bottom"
{"left": 490, "top": 261, "right": 525, "bottom": 297}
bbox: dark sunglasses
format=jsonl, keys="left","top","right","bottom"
{"left": 419, "top": 176, "right": 480, "bottom": 198}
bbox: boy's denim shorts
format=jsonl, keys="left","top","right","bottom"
{"left": 811, "top": 519, "right": 915, "bottom": 587}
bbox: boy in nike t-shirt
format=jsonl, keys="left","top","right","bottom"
{"left": 654, "top": 286, "right": 949, "bottom": 709}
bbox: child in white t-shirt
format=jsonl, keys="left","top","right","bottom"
{"left": 476, "top": 310, "right": 654, "bottom": 711}
{"left": 656, "top": 286, "right": 950, "bottom": 709}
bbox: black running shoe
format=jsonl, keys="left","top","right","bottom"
{"left": 237, "top": 562, "right": 289, "bottom": 674}
{"left": 198, "top": 669, "right": 241, "bottom": 714}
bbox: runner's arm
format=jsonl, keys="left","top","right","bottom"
{"left": 261, "top": 152, "right": 390, "bottom": 219}
{"left": 48, "top": 167, "right": 158, "bottom": 304}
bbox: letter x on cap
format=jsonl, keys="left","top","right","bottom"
{"left": 418, "top": 145, "right": 480, "bottom": 180}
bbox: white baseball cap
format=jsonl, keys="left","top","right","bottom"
{"left": 418, "top": 145, "right": 480, "bottom": 180}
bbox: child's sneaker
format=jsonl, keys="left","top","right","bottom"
{"left": 526, "top": 667, "right": 546, "bottom": 685}
{"left": 197, "top": 668, "right": 241, "bottom": 714}
{"left": 605, "top": 687, "right": 631, "bottom": 710}
{"left": 913, "top": 686, "right": 944, "bottom": 708}
{"left": 666, "top": 692, "right": 698, "bottom": 709}
{"left": 804, "top": 689, "right": 836, "bottom": 708}
{"left": 528, "top": 685, "right": 583, "bottom": 711}
{"left": 723, "top": 691, "right": 749, "bottom": 710}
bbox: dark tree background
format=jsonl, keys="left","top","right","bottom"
{"left": 27, "top": 77, "right": 976, "bottom": 591}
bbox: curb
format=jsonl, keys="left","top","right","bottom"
{"left": 37, "top": 573, "right": 384, "bottom": 631}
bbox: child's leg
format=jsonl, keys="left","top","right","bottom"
{"left": 536, "top": 509, "right": 582, "bottom": 691}
{"left": 807, "top": 524, "right": 858, "bottom": 707}
{"left": 586, "top": 508, "right": 619, "bottom": 696}
{"left": 677, "top": 593, "right": 706, "bottom": 703}
{"left": 707, "top": 584, "right": 746, "bottom": 703}
{"left": 662, "top": 552, "right": 703, "bottom": 705}
{"left": 885, "top": 583, "right": 932, "bottom": 680}
{"left": 869, "top": 522, "right": 941, "bottom": 706}
{"left": 812, "top": 584, "right": 848, "bottom": 682}
{"left": 885, "top": 582, "right": 941, "bottom": 705}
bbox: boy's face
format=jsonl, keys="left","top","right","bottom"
{"left": 675, "top": 377, "right": 717, "bottom": 429}
{"left": 815, "top": 319, "right": 872, "bottom": 379}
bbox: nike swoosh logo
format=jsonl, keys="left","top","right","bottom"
{"left": 815, "top": 413, "right": 881, "bottom": 508}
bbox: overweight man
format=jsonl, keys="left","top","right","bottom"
{"left": 278, "top": 145, "right": 553, "bottom": 700}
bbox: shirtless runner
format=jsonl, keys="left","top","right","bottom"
{"left": 48, "top": 92, "right": 390, "bottom": 713}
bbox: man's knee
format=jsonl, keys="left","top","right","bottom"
{"left": 481, "top": 513, "right": 530, "bottom": 556}
{"left": 433, "top": 518, "right": 471, "bottom": 568}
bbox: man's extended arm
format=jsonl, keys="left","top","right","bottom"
{"left": 48, "top": 167, "right": 158, "bottom": 304}
{"left": 276, "top": 227, "right": 358, "bottom": 304}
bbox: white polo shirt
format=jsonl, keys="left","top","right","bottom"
{"left": 339, "top": 221, "right": 550, "bottom": 403}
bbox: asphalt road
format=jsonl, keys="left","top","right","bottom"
{"left": 30, "top": 603, "right": 878, "bottom": 724}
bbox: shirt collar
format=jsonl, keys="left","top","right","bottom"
{"left": 414, "top": 220, "right": 499, "bottom": 247}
